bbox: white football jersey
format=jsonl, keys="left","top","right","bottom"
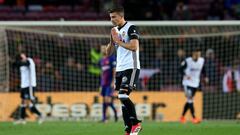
{"left": 182, "top": 57, "right": 205, "bottom": 88}
{"left": 20, "top": 58, "right": 37, "bottom": 88}
{"left": 114, "top": 22, "right": 140, "bottom": 72}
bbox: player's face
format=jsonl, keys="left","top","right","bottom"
{"left": 110, "top": 12, "right": 123, "bottom": 26}
{"left": 20, "top": 53, "right": 27, "bottom": 61}
{"left": 192, "top": 51, "right": 201, "bottom": 60}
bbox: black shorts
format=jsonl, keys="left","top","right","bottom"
{"left": 115, "top": 69, "right": 140, "bottom": 94}
{"left": 20, "top": 87, "right": 36, "bottom": 100}
{"left": 183, "top": 86, "right": 197, "bottom": 98}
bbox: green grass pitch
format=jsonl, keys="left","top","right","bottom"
{"left": 0, "top": 121, "right": 239, "bottom": 135}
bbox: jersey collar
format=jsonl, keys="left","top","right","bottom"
{"left": 118, "top": 22, "right": 127, "bottom": 31}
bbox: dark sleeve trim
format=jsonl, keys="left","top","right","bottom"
{"left": 179, "top": 60, "right": 187, "bottom": 75}
{"left": 16, "top": 60, "right": 30, "bottom": 67}
{"left": 128, "top": 25, "right": 139, "bottom": 40}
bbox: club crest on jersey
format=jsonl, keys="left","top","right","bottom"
{"left": 122, "top": 31, "right": 126, "bottom": 37}
{"left": 122, "top": 76, "right": 128, "bottom": 83}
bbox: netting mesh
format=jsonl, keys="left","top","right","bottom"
{"left": 0, "top": 22, "right": 240, "bottom": 120}
{"left": 5, "top": 24, "right": 240, "bottom": 92}
{"left": 0, "top": 28, "right": 8, "bottom": 92}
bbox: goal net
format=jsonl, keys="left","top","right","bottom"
{"left": 0, "top": 21, "right": 240, "bottom": 121}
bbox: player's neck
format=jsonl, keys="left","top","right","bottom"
{"left": 192, "top": 57, "right": 198, "bottom": 61}
{"left": 118, "top": 20, "right": 127, "bottom": 28}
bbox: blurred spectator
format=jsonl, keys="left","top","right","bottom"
{"left": 60, "top": 57, "right": 79, "bottom": 90}
{"left": 152, "top": 48, "right": 164, "bottom": 69}
{"left": 38, "top": 61, "right": 56, "bottom": 91}
{"left": 172, "top": 48, "right": 186, "bottom": 85}
{"left": 1, "top": 0, "right": 240, "bottom": 20}
{"left": 225, "top": 0, "right": 240, "bottom": 10}
{"left": 88, "top": 45, "right": 101, "bottom": 90}
{"left": 146, "top": 47, "right": 165, "bottom": 90}
{"left": 205, "top": 49, "right": 221, "bottom": 86}
{"left": 207, "top": 0, "right": 225, "bottom": 20}
{"left": 233, "top": 59, "right": 240, "bottom": 92}
{"left": 152, "top": 2, "right": 169, "bottom": 20}
{"left": 223, "top": 9, "right": 235, "bottom": 20}
{"left": 140, "top": 41, "right": 156, "bottom": 68}
{"left": 88, "top": 45, "right": 101, "bottom": 76}
{"left": 172, "top": 1, "right": 191, "bottom": 20}
{"left": 223, "top": 66, "right": 235, "bottom": 93}
{"left": 146, "top": 72, "right": 164, "bottom": 91}
{"left": 76, "top": 62, "right": 88, "bottom": 90}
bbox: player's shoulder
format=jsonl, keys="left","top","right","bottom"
{"left": 127, "top": 22, "right": 135, "bottom": 26}
{"left": 185, "top": 57, "right": 192, "bottom": 62}
{"left": 27, "top": 57, "right": 34, "bottom": 62}
{"left": 128, "top": 23, "right": 137, "bottom": 29}
{"left": 124, "top": 22, "right": 137, "bottom": 30}
{"left": 27, "top": 57, "right": 36, "bottom": 65}
{"left": 199, "top": 57, "right": 205, "bottom": 62}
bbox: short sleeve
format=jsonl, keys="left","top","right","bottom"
{"left": 128, "top": 25, "right": 139, "bottom": 40}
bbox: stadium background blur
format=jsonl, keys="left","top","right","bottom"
{"left": 0, "top": 0, "right": 240, "bottom": 124}
{"left": 0, "top": 0, "right": 239, "bottom": 21}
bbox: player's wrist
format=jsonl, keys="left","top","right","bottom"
{"left": 117, "top": 41, "right": 124, "bottom": 46}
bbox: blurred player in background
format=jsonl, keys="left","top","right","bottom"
{"left": 100, "top": 46, "right": 118, "bottom": 123}
{"left": 14, "top": 53, "right": 43, "bottom": 124}
{"left": 179, "top": 48, "right": 208, "bottom": 124}
{"left": 106, "top": 6, "right": 142, "bottom": 135}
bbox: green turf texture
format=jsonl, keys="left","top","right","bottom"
{"left": 0, "top": 121, "right": 239, "bottom": 135}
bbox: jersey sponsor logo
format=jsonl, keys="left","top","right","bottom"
{"left": 101, "top": 65, "right": 110, "bottom": 71}
{"left": 190, "top": 68, "right": 201, "bottom": 72}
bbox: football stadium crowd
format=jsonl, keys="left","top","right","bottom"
{"left": 0, "top": 0, "right": 240, "bottom": 20}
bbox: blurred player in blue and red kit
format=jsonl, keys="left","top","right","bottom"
{"left": 100, "top": 46, "right": 118, "bottom": 123}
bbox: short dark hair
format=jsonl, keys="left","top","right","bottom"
{"left": 15, "top": 53, "right": 22, "bottom": 61}
{"left": 108, "top": 6, "right": 124, "bottom": 16}
{"left": 192, "top": 47, "right": 201, "bottom": 53}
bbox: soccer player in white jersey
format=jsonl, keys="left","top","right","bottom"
{"left": 106, "top": 6, "right": 142, "bottom": 135}
{"left": 179, "top": 48, "right": 208, "bottom": 124}
{"left": 14, "top": 53, "right": 43, "bottom": 124}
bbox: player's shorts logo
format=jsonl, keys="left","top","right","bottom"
{"left": 122, "top": 76, "right": 128, "bottom": 83}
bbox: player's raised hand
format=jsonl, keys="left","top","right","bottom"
{"left": 111, "top": 28, "right": 120, "bottom": 44}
